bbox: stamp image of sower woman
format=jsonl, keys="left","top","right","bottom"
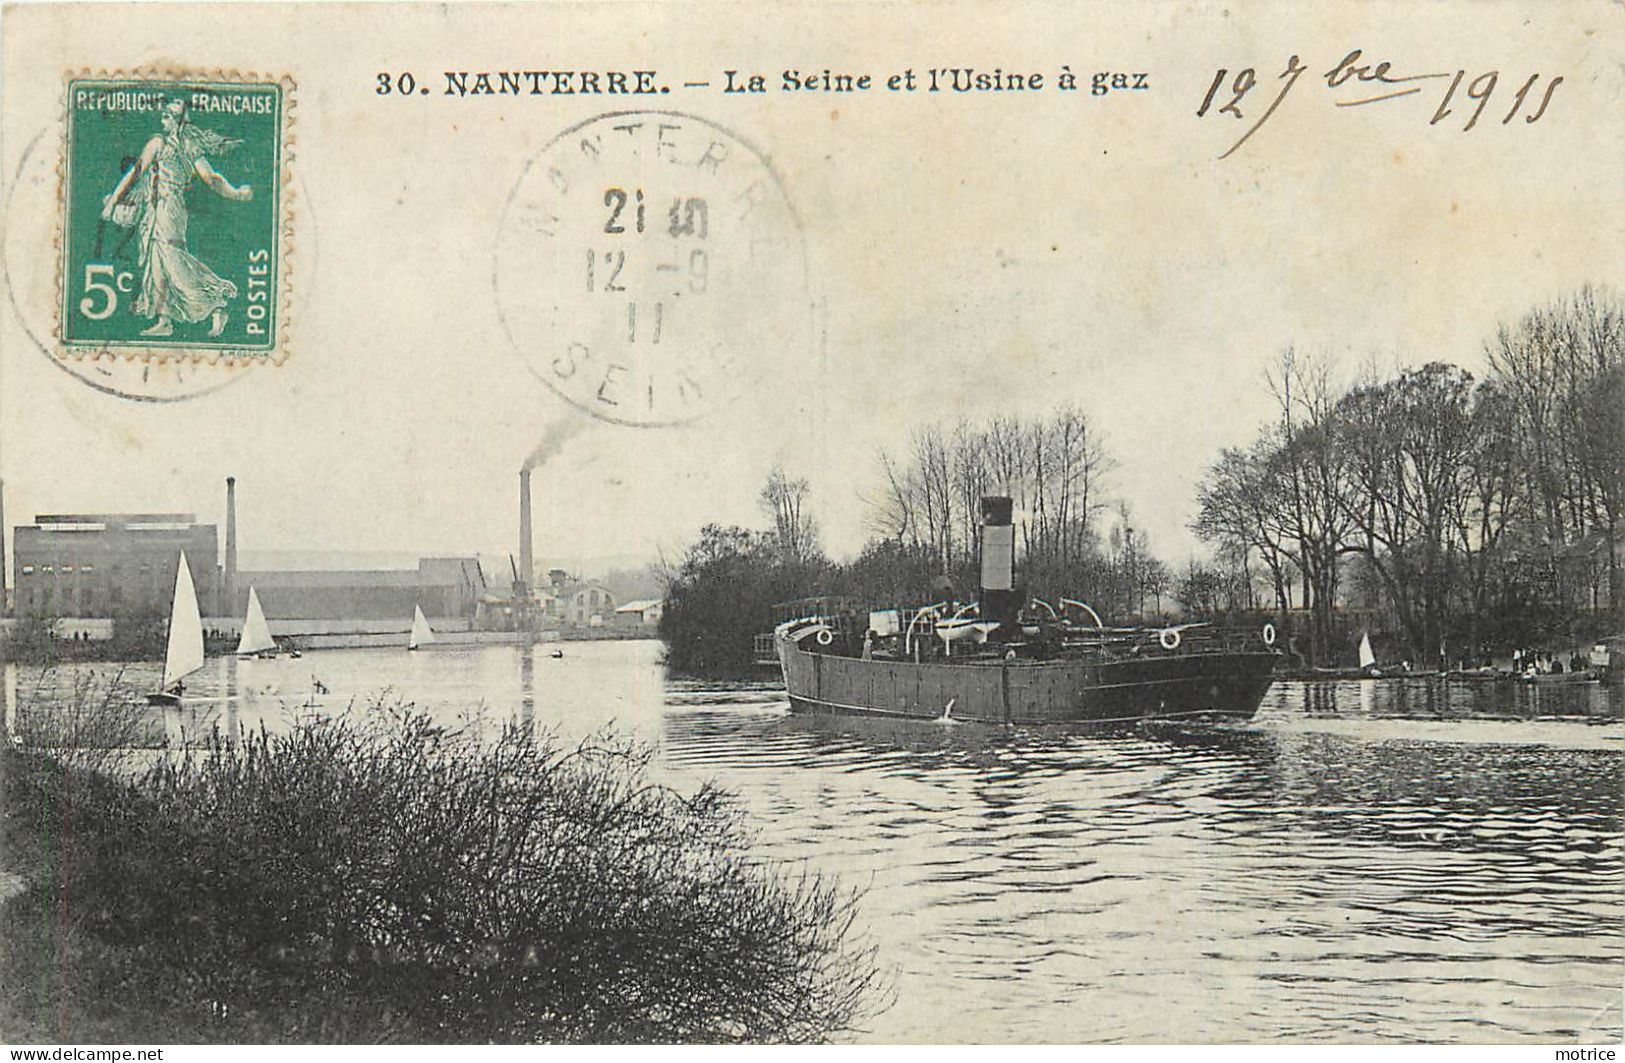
{"left": 100, "top": 97, "right": 253, "bottom": 337}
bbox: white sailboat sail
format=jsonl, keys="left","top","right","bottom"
{"left": 1358, "top": 631, "right": 1377, "bottom": 670}
{"left": 408, "top": 605, "right": 436, "bottom": 650}
{"left": 162, "top": 553, "right": 206, "bottom": 689}
{"left": 235, "top": 587, "right": 277, "bottom": 655}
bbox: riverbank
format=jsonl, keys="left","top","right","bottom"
{"left": 0, "top": 743, "right": 207, "bottom": 1041}
{"left": 0, "top": 690, "right": 879, "bottom": 1043}
{"left": 1273, "top": 667, "right": 1617, "bottom": 684}
{"left": 0, "top": 627, "right": 660, "bottom": 666}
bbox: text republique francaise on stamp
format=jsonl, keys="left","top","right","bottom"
{"left": 58, "top": 73, "right": 293, "bottom": 363}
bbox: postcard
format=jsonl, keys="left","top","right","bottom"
{"left": 1, "top": 0, "right": 1620, "bottom": 1048}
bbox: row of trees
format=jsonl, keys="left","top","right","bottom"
{"left": 661, "top": 287, "right": 1620, "bottom": 674}
{"left": 2, "top": 606, "right": 171, "bottom": 664}
{"left": 1194, "top": 288, "right": 1622, "bottom": 664}
{"left": 866, "top": 409, "right": 1170, "bottom": 616}
{"left": 662, "top": 414, "right": 1167, "bottom": 675}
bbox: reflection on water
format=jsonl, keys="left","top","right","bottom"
{"left": 7, "top": 644, "right": 1622, "bottom": 1043}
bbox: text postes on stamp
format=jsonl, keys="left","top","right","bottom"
{"left": 494, "top": 111, "right": 809, "bottom": 428}
{"left": 59, "top": 74, "right": 291, "bottom": 363}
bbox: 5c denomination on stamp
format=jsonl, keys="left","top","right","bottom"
{"left": 494, "top": 110, "right": 809, "bottom": 427}
{"left": 59, "top": 72, "right": 293, "bottom": 362}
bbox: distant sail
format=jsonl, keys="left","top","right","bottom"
{"left": 236, "top": 587, "right": 277, "bottom": 655}
{"left": 162, "top": 553, "right": 206, "bottom": 689}
{"left": 408, "top": 605, "right": 436, "bottom": 651}
{"left": 1358, "top": 631, "right": 1377, "bottom": 670}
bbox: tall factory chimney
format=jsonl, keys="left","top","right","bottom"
{"left": 224, "top": 475, "right": 238, "bottom": 617}
{"left": 518, "top": 468, "right": 534, "bottom": 598}
{"left": 0, "top": 477, "right": 7, "bottom": 617}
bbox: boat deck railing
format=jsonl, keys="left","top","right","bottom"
{"left": 758, "top": 608, "right": 1278, "bottom": 666}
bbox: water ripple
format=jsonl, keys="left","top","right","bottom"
{"left": 13, "top": 647, "right": 1620, "bottom": 1042}
{"left": 657, "top": 672, "right": 1623, "bottom": 1043}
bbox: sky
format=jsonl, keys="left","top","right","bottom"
{"left": 2, "top": 1, "right": 1620, "bottom": 579}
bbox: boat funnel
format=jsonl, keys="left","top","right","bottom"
{"left": 979, "top": 496, "right": 1019, "bottom": 629}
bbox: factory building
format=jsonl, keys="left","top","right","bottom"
{"left": 613, "top": 598, "right": 663, "bottom": 627}
{"left": 8, "top": 476, "right": 493, "bottom": 634}
{"left": 232, "top": 557, "right": 486, "bottom": 621}
{"left": 11, "top": 513, "right": 219, "bottom": 619}
{"left": 540, "top": 571, "right": 616, "bottom": 627}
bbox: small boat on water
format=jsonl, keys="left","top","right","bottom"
{"left": 146, "top": 553, "right": 205, "bottom": 706}
{"left": 1357, "top": 631, "right": 1382, "bottom": 677}
{"left": 771, "top": 496, "right": 1279, "bottom": 726}
{"left": 407, "top": 605, "right": 437, "bottom": 651}
{"left": 235, "top": 586, "right": 279, "bottom": 659}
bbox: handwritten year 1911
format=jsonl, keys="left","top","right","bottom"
{"left": 1196, "top": 48, "right": 1563, "bottom": 160}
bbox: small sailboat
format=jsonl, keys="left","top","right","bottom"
{"left": 147, "top": 553, "right": 205, "bottom": 706}
{"left": 408, "top": 605, "right": 437, "bottom": 651}
{"left": 235, "top": 586, "right": 278, "bottom": 658}
{"left": 1358, "top": 631, "right": 1379, "bottom": 677}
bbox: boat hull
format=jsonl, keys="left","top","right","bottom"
{"left": 1518, "top": 672, "right": 1599, "bottom": 686}
{"left": 777, "top": 634, "right": 1277, "bottom": 725}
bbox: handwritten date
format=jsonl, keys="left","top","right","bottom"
{"left": 1197, "top": 48, "right": 1563, "bottom": 160}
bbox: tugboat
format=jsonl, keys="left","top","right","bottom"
{"left": 772, "top": 497, "right": 1279, "bottom": 725}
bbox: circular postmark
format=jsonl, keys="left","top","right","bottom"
{"left": 2, "top": 71, "right": 302, "bottom": 404}
{"left": 2, "top": 125, "right": 247, "bottom": 403}
{"left": 494, "top": 111, "right": 809, "bottom": 428}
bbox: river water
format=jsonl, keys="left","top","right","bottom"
{"left": 8, "top": 640, "right": 1623, "bottom": 1044}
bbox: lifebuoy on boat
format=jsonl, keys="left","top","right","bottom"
{"left": 1262, "top": 622, "right": 1277, "bottom": 647}
{"left": 815, "top": 628, "right": 834, "bottom": 647}
{"left": 1159, "top": 628, "right": 1181, "bottom": 651}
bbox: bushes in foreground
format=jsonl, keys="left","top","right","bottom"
{"left": 4, "top": 704, "right": 882, "bottom": 1043}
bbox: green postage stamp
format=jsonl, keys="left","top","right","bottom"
{"left": 59, "top": 73, "right": 292, "bottom": 361}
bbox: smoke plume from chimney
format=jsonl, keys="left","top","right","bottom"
{"left": 520, "top": 417, "right": 588, "bottom": 473}
{"left": 517, "top": 417, "right": 590, "bottom": 596}
{"left": 519, "top": 468, "right": 534, "bottom": 594}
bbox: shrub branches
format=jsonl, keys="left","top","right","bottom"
{"left": 5, "top": 703, "right": 882, "bottom": 1043}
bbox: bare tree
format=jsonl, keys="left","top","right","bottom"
{"left": 870, "top": 407, "right": 1114, "bottom": 596}
{"left": 760, "top": 464, "right": 821, "bottom": 565}
{"left": 1336, "top": 362, "right": 1479, "bottom": 661}
{"left": 1193, "top": 438, "right": 1295, "bottom": 618}
{"left": 1486, "top": 286, "right": 1625, "bottom": 613}
{"left": 1266, "top": 348, "right": 1359, "bottom": 663}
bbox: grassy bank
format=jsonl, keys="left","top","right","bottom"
{"left": 0, "top": 696, "right": 882, "bottom": 1043}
